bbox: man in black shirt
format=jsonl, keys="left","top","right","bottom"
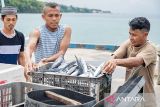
{"left": 0, "top": 6, "right": 25, "bottom": 66}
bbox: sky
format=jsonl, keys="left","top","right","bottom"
{"left": 40, "top": 0, "right": 160, "bottom": 16}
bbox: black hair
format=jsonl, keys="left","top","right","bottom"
{"left": 129, "top": 17, "right": 150, "bottom": 32}
{"left": 42, "top": 2, "right": 60, "bottom": 14}
{"left": 1, "top": 15, "right": 18, "bottom": 20}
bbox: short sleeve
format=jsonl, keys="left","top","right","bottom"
{"left": 113, "top": 39, "right": 130, "bottom": 58}
{"left": 137, "top": 45, "right": 157, "bottom": 67}
{"left": 19, "top": 33, "right": 25, "bottom": 52}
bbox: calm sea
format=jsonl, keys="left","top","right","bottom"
{"left": 1, "top": 13, "right": 159, "bottom": 45}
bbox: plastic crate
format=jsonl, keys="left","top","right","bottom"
{"left": 0, "top": 63, "right": 25, "bottom": 82}
{"left": 0, "top": 82, "right": 60, "bottom": 107}
{"left": 30, "top": 63, "right": 111, "bottom": 101}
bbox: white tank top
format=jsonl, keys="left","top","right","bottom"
{"left": 35, "top": 25, "right": 65, "bottom": 63}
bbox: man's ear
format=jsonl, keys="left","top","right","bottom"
{"left": 60, "top": 13, "right": 62, "bottom": 19}
{"left": 1, "top": 17, "right": 4, "bottom": 21}
{"left": 144, "top": 32, "right": 148, "bottom": 37}
{"left": 143, "top": 32, "right": 148, "bottom": 40}
{"left": 42, "top": 14, "right": 45, "bottom": 20}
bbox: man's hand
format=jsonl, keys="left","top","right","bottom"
{"left": 40, "top": 58, "right": 49, "bottom": 63}
{"left": 39, "top": 58, "right": 48, "bottom": 66}
{"left": 102, "top": 59, "right": 117, "bottom": 74}
{"left": 24, "top": 61, "right": 37, "bottom": 81}
{"left": 25, "top": 60, "right": 39, "bottom": 73}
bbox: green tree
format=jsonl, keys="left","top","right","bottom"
{"left": 0, "top": 0, "right": 108, "bottom": 13}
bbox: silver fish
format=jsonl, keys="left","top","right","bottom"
{"left": 79, "top": 72, "right": 93, "bottom": 77}
{"left": 50, "top": 55, "right": 64, "bottom": 69}
{"left": 93, "top": 62, "right": 105, "bottom": 77}
{"left": 75, "top": 55, "right": 88, "bottom": 74}
{"left": 89, "top": 71, "right": 94, "bottom": 77}
{"left": 87, "top": 63, "right": 96, "bottom": 71}
{"left": 66, "top": 65, "right": 78, "bottom": 75}
{"left": 57, "top": 62, "right": 68, "bottom": 69}
{"left": 70, "top": 69, "right": 80, "bottom": 76}
{"left": 79, "top": 73, "right": 89, "bottom": 77}
{"left": 97, "top": 73, "right": 103, "bottom": 78}
{"left": 48, "top": 68, "right": 62, "bottom": 72}
{"left": 80, "top": 58, "right": 88, "bottom": 73}
{"left": 61, "top": 61, "right": 76, "bottom": 72}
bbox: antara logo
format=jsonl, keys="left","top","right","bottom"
{"left": 116, "top": 96, "right": 145, "bottom": 102}
{"left": 105, "top": 94, "right": 145, "bottom": 106}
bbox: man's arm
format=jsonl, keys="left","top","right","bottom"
{"left": 115, "top": 57, "right": 144, "bottom": 67}
{"left": 103, "top": 56, "right": 144, "bottom": 74}
{"left": 41, "top": 26, "right": 71, "bottom": 62}
{"left": 25, "top": 29, "right": 40, "bottom": 70}
{"left": 103, "top": 40, "right": 143, "bottom": 74}
{"left": 18, "top": 52, "right": 25, "bottom": 67}
{"left": 112, "top": 40, "right": 130, "bottom": 59}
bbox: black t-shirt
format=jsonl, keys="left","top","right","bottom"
{"left": 0, "top": 30, "right": 25, "bottom": 64}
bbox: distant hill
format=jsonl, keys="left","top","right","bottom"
{"left": 0, "top": 0, "right": 111, "bottom": 13}
{"left": 60, "top": 4, "right": 111, "bottom": 13}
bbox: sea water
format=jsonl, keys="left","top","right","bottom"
{"left": 0, "top": 13, "right": 159, "bottom": 45}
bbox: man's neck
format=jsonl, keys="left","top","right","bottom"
{"left": 2, "top": 28, "right": 15, "bottom": 35}
{"left": 1, "top": 28, "right": 15, "bottom": 38}
{"left": 45, "top": 24, "right": 58, "bottom": 32}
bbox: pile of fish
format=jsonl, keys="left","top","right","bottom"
{"left": 41, "top": 55, "right": 105, "bottom": 78}
{"left": 37, "top": 55, "right": 111, "bottom": 97}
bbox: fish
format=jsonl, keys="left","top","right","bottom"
{"left": 75, "top": 55, "right": 83, "bottom": 72}
{"left": 75, "top": 55, "right": 88, "bottom": 74}
{"left": 79, "top": 72, "right": 94, "bottom": 77}
{"left": 87, "top": 63, "right": 96, "bottom": 71}
{"left": 57, "top": 62, "right": 68, "bottom": 69}
{"left": 93, "top": 62, "right": 105, "bottom": 77}
{"left": 80, "top": 58, "right": 88, "bottom": 73}
{"left": 61, "top": 61, "right": 76, "bottom": 72}
{"left": 48, "top": 68, "right": 62, "bottom": 72}
{"left": 97, "top": 73, "right": 103, "bottom": 78}
{"left": 87, "top": 64, "right": 96, "bottom": 76}
{"left": 70, "top": 69, "right": 80, "bottom": 76}
{"left": 66, "top": 65, "right": 78, "bottom": 75}
{"left": 89, "top": 71, "right": 94, "bottom": 77}
{"left": 50, "top": 55, "right": 64, "bottom": 69}
{"left": 79, "top": 73, "right": 89, "bottom": 77}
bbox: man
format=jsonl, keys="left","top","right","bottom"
{"left": 103, "top": 17, "right": 157, "bottom": 107}
{"left": 0, "top": 6, "right": 25, "bottom": 66}
{"left": 25, "top": 2, "right": 71, "bottom": 71}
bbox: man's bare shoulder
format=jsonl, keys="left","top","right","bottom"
{"left": 29, "top": 28, "right": 40, "bottom": 38}
{"left": 32, "top": 28, "right": 40, "bottom": 36}
{"left": 64, "top": 25, "right": 72, "bottom": 32}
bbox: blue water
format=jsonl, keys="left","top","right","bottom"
{"left": 0, "top": 13, "right": 159, "bottom": 45}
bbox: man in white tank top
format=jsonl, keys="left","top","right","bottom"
{"left": 25, "top": 2, "right": 71, "bottom": 72}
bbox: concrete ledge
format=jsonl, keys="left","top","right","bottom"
{"left": 69, "top": 43, "right": 119, "bottom": 51}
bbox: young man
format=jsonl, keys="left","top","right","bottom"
{"left": 0, "top": 6, "right": 25, "bottom": 66}
{"left": 103, "top": 17, "right": 157, "bottom": 107}
{"left": 25, "top": 3, "right": 71, "bottom": 71}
